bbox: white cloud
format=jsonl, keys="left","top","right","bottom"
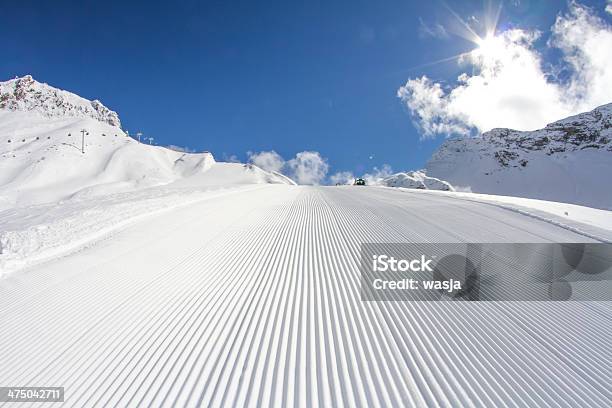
{"left": 248, "top": 150, "right": 329, "bottom": 185}
{"left": 607, "top": 0, "right": 612, "bottom": 15}
{"left": 330, "top": 165, "right": 396, "bottom": 186}
{"left": 549, "top": 2, "right": 612, "bottom": 111}
{"left": 222, "top": 153, "right": 240, "bottom": 163}
{"left": 363, "top": 164, "right": 394, "bottom": 185}
{"left": 247, "top": 150, "right": 285, "bottom": 172}
{"left": 287, "top": 151, "right": 329, "bottom": 185}
{"left": 330, "top": 171, "right": 355, "bottom": 185}
{"left": 398, "top": 2, "right": 612, "bottom": 138}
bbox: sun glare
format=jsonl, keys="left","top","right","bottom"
{"left": 401, "top": 2, "right": 505, "bottom": 73}
{"left": 474, "top": 33, "right": 504, "bottom": 60}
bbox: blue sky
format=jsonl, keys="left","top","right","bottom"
{"left": 2, "top": 0, "right": 610, "bottom": 181}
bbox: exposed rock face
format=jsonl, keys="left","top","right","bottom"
{"left": 0, "top": 75, "right": 121, "bottom": 127}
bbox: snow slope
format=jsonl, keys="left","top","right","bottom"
{"left": 426, "top": 103, "right": 612, "bottom": 209}
{"left": 1, "top": 75, "right": 610, "bottom": 406}
{"left": 0, "top": 186, "right": 610, "bottom": 407}
{"left": 0, "top": 76, "right": 294, "bottom": 210}
{"left": 0, "top": 185, "right": 269, "bottom": 274}
{"left": 385, "top": 187, "right": 612, "bottom": 243}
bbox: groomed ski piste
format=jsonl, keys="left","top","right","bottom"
{"left": 1, "top": 185, "right": 611, "bottom": 407}
{"left": 1, "top": 76, "right": 611, "bottom": 406}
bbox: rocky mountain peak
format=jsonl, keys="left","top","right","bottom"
{"left": 0, "top": 75, "right": 121, "bottom": 127}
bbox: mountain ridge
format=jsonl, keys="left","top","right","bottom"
{"left": 426, "top": 102, "right": 612, "bottom": 209}
{"left": 0, "top": 75, "right": 121, "bottom": 127}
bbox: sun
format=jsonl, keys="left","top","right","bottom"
{"left": 475, "top": 33, "right": 504, "bottom": 60}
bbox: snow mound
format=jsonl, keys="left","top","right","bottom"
{"left": 0, "top": 75, "right": 121, "bottom": 126}
{"left": 381, "top": 170, "right": 454, "bottom": 191}
{"left": 426, "top": 102, "right": 612, "bottom": 209}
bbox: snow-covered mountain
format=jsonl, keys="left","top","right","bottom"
{"left": 379, "top": 170, "right": 453, "bottom": 191}
{"left": 426, "top": 103, "right": 612, "bottom": 210}
{"left": 0, "top": 75, "right": 121, "bottom": 127}
{"left": 0, "top": 76, "right": 294, "bottom": 210}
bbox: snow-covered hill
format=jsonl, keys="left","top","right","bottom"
{"left": 426, "top": 103, "right": 612, "bottom": 210}
{"left": 0, "top": 76, "right": 294, "bottom": 210}
{"left": 379, "top": 170, "right": 453, "bottom": 191}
